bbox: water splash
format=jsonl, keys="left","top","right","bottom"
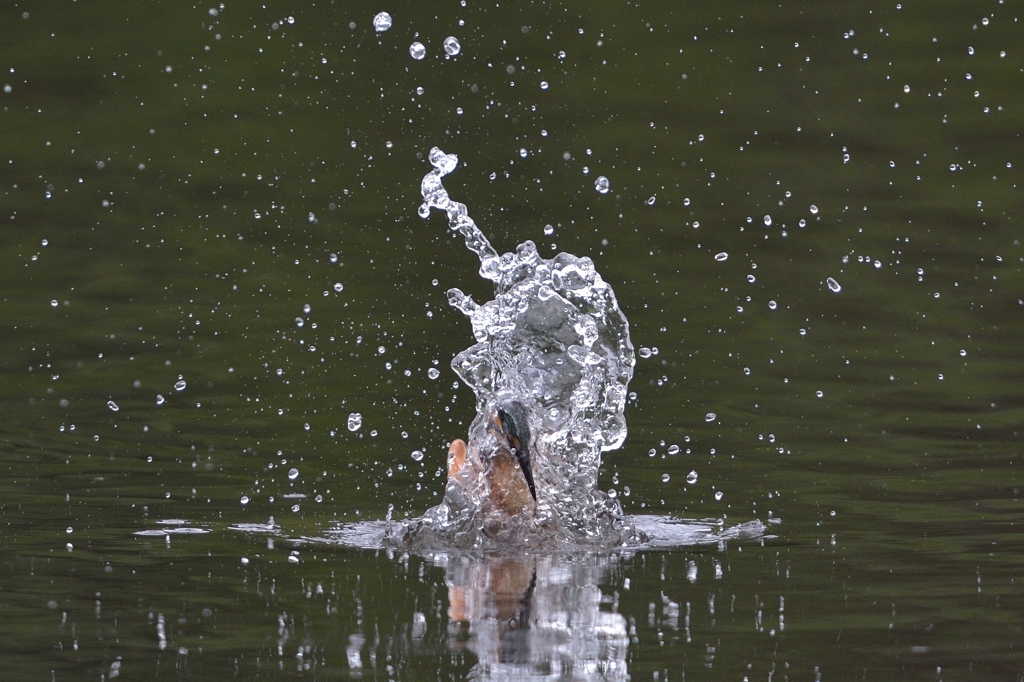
{"left": 397, "top": 147, "right": 637, "bottom": 549}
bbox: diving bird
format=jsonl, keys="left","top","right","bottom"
{"left": 447, "top": 400, "right": 537, "bottom": 519}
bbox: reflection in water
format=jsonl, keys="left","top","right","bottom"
{"left": 444, "top": 553, "right": 628, "bottom": 680}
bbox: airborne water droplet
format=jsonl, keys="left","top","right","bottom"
{"left": 174, "top": 380, "right": 187, "bottom": 392}
{"left": 686, "top": 470, "right": 698, "bottom": 484}
{"left": 409, "top": 42, "right": 426, "bottom": 60}
{"left": 826, "top": 277, "right": 842, "bottom": 293}
{"left": 347, "top": 412, "right": 363, "bottom": 431}
{"left": 107, "top": 400, "right": 119, "bottom": 412}
{"left": 594, "top": 176, "right": 610, "bottom": 194}
{"left": 372, "top": 11, "right": 392, "bottom": 33}
{"left": 156, "top": 394, "right": 165, "bottom": 406}
{"left": 443, "top": 36, "right": 461, "bottom": 56}
{"left": 287, "top": 468, "right": 299, "bottom": 481}
{"left": 411, "top": 450, "right": 424, "bottom": 462}
{"left": 714, "top": 252, "right": 728, "bottom": 262}
{"left": 705, "top": 412, "right": 717, "bottom": 422}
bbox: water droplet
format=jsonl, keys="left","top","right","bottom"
{"left": 743, "top": 367, "right": 751, "bottom": 375}
{"left": 826, "top": 277, "right": 842, "bottom": 293}
{"left": 667, "top": 444, "right": 680, "bottom": 455}
{"left": 816, "top": 390, "right": 824, "bottom": 398}
{"left": 661, "top": 473, "right": 671, "bottom": 483}
{"left": 638, "top": 347, "right": 652, "bottom": 359}
{"left": 959, "top": 349, "right": 967, "bottom": 357}
{"left": 107, "top": 400, "right": 119, "bottom": 412}
{"left": 50, "top": 299, "right": 58, "bottom": 307}
{"left": 645, "top": 195, "right": 656, "bottom": 206}
{"left": 809, "top": 204, "right": 819, "bottom": 215}
{"left": 288, "top": 468, "right": 299, "bottom": 481}
{"left": 594, "top": 176, "right": 610, "bottom": 194}
{"left": 763, "top": 214, "right": 773, "bottom": 226}
{"left": 174, "top": 380, "right": 187, "bottom": 392}
{"left": 333, "top": 282, "right": 344, "bottom": 292}
{"left": 768, "top": 300, "right": 777, "bottom": 310}
{"left": 714, "top": 252, "right": 728, "bottom": 262}
{"left": 409, "top": 42, "right": 426, "bottom": 60}
{"left": 287, "top": 554, "right": 299, "bottom": 564}
{"left": 705, "top": 412, "right": 717, "bottom": 422}
{"left": 240, "top": 495, "right": 250, "bottom": 505}
{"left": 540, "top": 80, "right": 549, "bottom": 90}
{"left": 295, "top": 317, "right": 305, "bottom": 328}
{"left": 714, "top": 490, "right": 724, "bottom": 501}
{"left": 347, "top": 413, "right": 363, "bottom": 431}
{"left": 686, "top": 470, "right": 698, "bottom": 484}
{"left": 443, "top": 36, "right": 461, "bottom": 56}
{"left": 372, "top": 11, "right": 392, "bottom": 32}
{"left": 903, "top": 84, "right": 910, "bottom": 93}
{"left": 156, "top": 394, "right": 165, "bottom": 406}
{"left": 411, "top": 450, "right": 424, "bottom": 462}
{"left": 427, "top": 368, "right": 440, "bottom": 380}
{"left": 302, "top": 303, "right": 312, "bottom": 314}
{"left": 543, "top": 224, "right": 554, "bottom": 236}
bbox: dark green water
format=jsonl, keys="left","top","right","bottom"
{"left": 2, "top": 1, "right": 1022, "bottom": 679}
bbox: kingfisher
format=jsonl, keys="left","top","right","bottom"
{"left": 447, "top": 400, "right": 538, "bottom": 519}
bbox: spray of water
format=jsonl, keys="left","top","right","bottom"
{"left": 391, "top": 148, "right": 639, "bottom": 549}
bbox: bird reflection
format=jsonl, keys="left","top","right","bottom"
{"left": 442, "top": 553, "right": 629, "bottom": 680}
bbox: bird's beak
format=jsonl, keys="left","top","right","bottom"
{"left": 494, "top": 405, "right": 537, "bottom": 502}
